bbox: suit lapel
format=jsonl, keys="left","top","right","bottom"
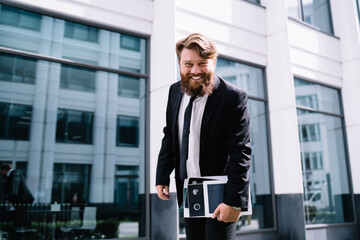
{"left": 172, "top": 83, "right": 183, "bottom": 156}
{"left": 200, "top": 77, "right": 222, "bottom": 162}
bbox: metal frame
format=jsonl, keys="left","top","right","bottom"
{"left": 294, "top": 76, "right": 358, "bottom": 228}
{"left": 0, "top": 0, "right": 152, "bottom": 239}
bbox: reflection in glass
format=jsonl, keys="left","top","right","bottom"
{"left": 118, "top": 75, "right": 141, "bottom": 98}
{"left": 0, "top": 4, "right": 147, "bottom": 74}
{"left": 117, "top": 116, "right": 139, "bottom": 147}
{"left": 64, "top": 21, "right": 99, "bottom": 43}
{"left": 302, "top": 0, "right": 333, "bottom": 33}
{"left": 286, "top": 0, "right": 333, "bottom": 34}
{"left": 286, "top": 0, "right": 301, "bottom": 19}
{"left": 216, "top": 58, "right": 265, "bottom": 98}
{"left": 295, "top": 80, "right": 354, "bottom": 224}
{"left": 0, "top": 4, "right": 41, "bottom": 31}
{"left": 0, "top": 102, "right": 32, "bottom": 140}
{"left": 294, "top": 78, "right": 341, "bottom": 114}
{"left": 0, "top": 4, "right": 148, "bottom": 239}
{"left": 52, "top": 164, "right": 91, "bottom": 204}
{"left": 56, "top": 109, "right": 93, "bottom": 144}
{"left": 60, "top": 64, "right": 95, "bottom": 92}
{"left": 0, "top": 52, "right": 37, "bottom": 84}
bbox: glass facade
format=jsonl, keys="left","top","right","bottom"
{"left": 0, "top": 3, "right": 147, "bottom": 239}
{"left": 295, "top": 78, "right": 354, "bottom": 224}
{"left": 286, "top": 0, "right": 334, "bottom": 34}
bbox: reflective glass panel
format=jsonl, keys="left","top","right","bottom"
{"left": 0, "top": 102, "right": 32, "bottom": 140}
{"left": 286, "top": 0, "right": 301, "bottom": 19}
{"left": 216, "top": 58, "right": 265, "bottom": 98}
{"left": 295, "top": 78, "right": 341, "bottom": 114}
{"left": 56, "top": 109, "right": 93, "bottom": 144}
{"left": 60, "top": 64, "right": 95, "bottom": 92}
{"left": 0, "top": 4, "right": 147, "bottom": 74}
{"left": 118, "top": 75, "right": 141, "bottom": 98}
{"left": 117, "top": 116, "right": 139, "bottom": 147}
{"left": 302, "top": 0, "right": 333, "bottom": 33}
{"left": 0, "top": 52, "right": 37, "bottom": 84}
{"left": 0, "top": 4, "right": 147, "bottom": 239}
{"left": 286, "top": 0, "right": 334, "bottom": 34}
{"left": 295, "top": 80, "right": 354, "bottom": 224}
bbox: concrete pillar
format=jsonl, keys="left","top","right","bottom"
{"left": 38, "top": 62, "right": 60, "bottom": 203}
{"left": 265, "top": 0, "right": 305, "bottom": 239}
{"left": 38, "top": 19, "right": 64, "bottom": 203}
{"left": 103, "top": 72, "right": 117, "bottom": 202}
{"left": 27, "top": 60, "right": 49, "bottom": 201}
{"left": 89, "top": 30, "right": 110, "bottom": 203}
{"left": 27, "top": 15, "right": 54, "bottom": 202}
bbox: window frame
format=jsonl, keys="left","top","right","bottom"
{"left": 294, "top": 76, "right": 356, "bottom": 228}
{"left": 287, "top": 0, "right": 335, "bottom": 36}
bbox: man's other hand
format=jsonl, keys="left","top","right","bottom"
{"left": 211, "top": 203, "right": 241, "bottom": 223}
{"left": 156, "top": 185, "right": 171, "bottom": 200}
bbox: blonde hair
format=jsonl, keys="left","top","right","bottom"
{"left": 176, "top": 33, "right": 218, "bottom": 60}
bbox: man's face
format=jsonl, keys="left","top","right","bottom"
{"left": 179, "top": 48, "right": 217, "bottom": 96}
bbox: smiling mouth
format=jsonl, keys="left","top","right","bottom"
{"left": 190, "top": 76, "right": 202, "bottom": 81}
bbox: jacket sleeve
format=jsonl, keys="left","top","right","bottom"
{"left": 223, "top": 90, "right": 252, "bottom": 209}
{"left": 155, "top": 85, "right": 176, "bottom": 186}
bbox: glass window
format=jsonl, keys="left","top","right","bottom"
{"left": 0, "top": 4, "right": 148, "bottom": 240}
{"left": 52, "top": 163, "right": 91, "bottom": 203}
{"left": 216, "top": 58, "right": 265, "bottom": 98}
{"left": 64, "top": 21, "right": 99, "bottom": 43}
{"left": 117, "top": 116, "right": 139, "bottom": 147}
{"left": 60, "top": 64, "right": 95, "bottom": 92}
{"left": 0, "top": 4, "right": 41, "bottom": 31}
{"left": 286, "top": 0, "right": 334, "bottom": 34}
{"left": 0, "top": 102, "right": 32, "bottom": 140}
{"left": 56, "top": 109, "right": 93, "bottom": 144}
{"left": 118, "top": 75, "right": 141, "bottom": 98}
{"left": 0, "top": 4, "right": 147, "bottom": 74}
{"left": 0, "top": 53, "right": 37, "bottom": 84}
{"left": 120, "top": 35, "right": 141, "bottom": 52}
{"left": 295, "top": 78, "right": 354, "bottom": 224}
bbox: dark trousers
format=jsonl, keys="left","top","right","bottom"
{"left": 184, "top": 218, "right": 236, "bottom": 240}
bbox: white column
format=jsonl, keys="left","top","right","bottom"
{"left": 149, "top": 0, "right": 177, "bottom": 194}
{"left": 26, "top": 60, "right": 49, "bottom": 201}
{"left": 89, "top": 30, "right": 110, "bottom": 203}
{"left": 331, "top": 0, "right": 360, "bottom": 194}
{"left": 102, "top": 72, "right": 118, "bottom": 202}
{"left": 265, "top": 0, "right": 303, "bottom": 194}
{"left": 38, "top": 19, "right": 64, "bottom": 203}
{"left": 38, "top": 62, "right": 60, "bottom": 203}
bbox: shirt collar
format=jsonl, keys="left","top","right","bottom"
{"left": 7, "top": 169, "right": 14, "bottom": 177}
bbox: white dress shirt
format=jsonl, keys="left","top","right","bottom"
{"left": 178, "top": 94, "right": 208, "bottom": 178}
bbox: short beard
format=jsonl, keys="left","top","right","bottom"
{"left": 180, "top": 72, "right": 215, "bottom": 97}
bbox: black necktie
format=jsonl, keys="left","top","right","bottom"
{"left": 180, "top": 95, "right": 196, "bottom": 181}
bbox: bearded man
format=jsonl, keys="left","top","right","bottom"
{"left": 155, "top": 33, "right": 251, "bottom": 240}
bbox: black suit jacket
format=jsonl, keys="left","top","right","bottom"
{"left": 156, "top": 76, "right": 251, "bottom": 208}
